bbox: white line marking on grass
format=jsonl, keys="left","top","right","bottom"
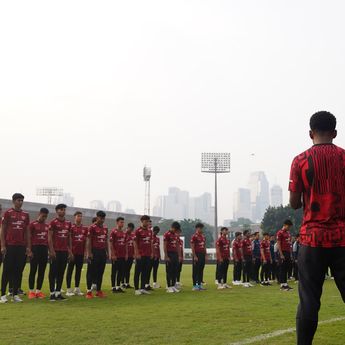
{"left": 229, "top": 317, "right": 345, "bottom": 345}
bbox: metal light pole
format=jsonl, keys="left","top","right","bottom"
{"left": 201, "top": 153, "right": 231, "bottom": 239}
{"left": 143, "top": 166, "right": 152, "bottom": 215}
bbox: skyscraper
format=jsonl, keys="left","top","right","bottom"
{"left": 107, "top": 200, "right": 122, "bottom": 212}
{"left": 270, "top": 185, "right": 283, "bottom": 207}
{"left": 233, "top": 188, "right": 251, "bottom": 221}
{"left": 90, "top": 200, "right": 105, "bottom": 210}
{"left": 248, "top": 171, "right": 270, "bottom": 223}
{"left": 189, "top": 192, "right": 214, "bottom": 225}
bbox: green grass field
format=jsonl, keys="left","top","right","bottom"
{"left": 0, "top": 264, "right": 344, "bottom": 345}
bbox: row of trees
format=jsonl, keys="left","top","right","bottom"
{"left": 157, "top": 205, "right": 303, "bottom": 247}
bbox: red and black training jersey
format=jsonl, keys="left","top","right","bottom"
{"left": 260, "top": 239, "right": 271, "bottom": 261}
{"left": 126, "top": 232, "right": 135, "bottom": 258}
{"left": 242, "top": 238, "right": 253, "bottom": 256}
{"left": 276, "top": 229, "right": 292, "bottom": 252}
{"left": 216, "top": 235, "right": 230, "bottom": 259}
{"left": 163, "top": 231, "right": 179, "bottom": 253}
{"left": 232, "top": 239, "right": 243, "bottom": 260}
{"left": 191, "top": 232, "right": 206, "bottom": 253}
{"left": 289, "top": 144, "right": 345, "bottom": 247}
{"left": 153, "top": 234, "right": 161, "bottom": 258}
{"left": 49, "top": 218, "right": 72, "bottom": 252}
{"left": 29, "top": 221, "right": 49, "bottom": 246}
{"left": 2, "top": 208, "right": 30, "bottom": 246}
{"left": 88, "top": 224, "right": 108, "bottom": 250}
{"left": 110, "top": 228, "right": 127, "bottom": 258}
{"left": 134, "top": 227, "right": 152, "bottom": 257}
{"left": 71, "top": 224, "right": 88, "bottom": 255}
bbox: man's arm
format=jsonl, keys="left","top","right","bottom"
{"left": 216, "top": 241, "right": 222, "bottom": 262}
{"left": 191, "top": 242, "right": 198, "bottom": 262}
{"left": 277, "top": 239, "right": 284, "bottom": 260}
{"left": 68, "top": 227, "right": 73, "bottom": 260}
{"left": 48, "top": 228, "right": 56, "bottom": 259}
{"left": 290, "top": 192, "right": 303, "bottom": 210}
{"left": 26, "top": 223, "right": 32, "bottom": 258}
{"left": 164, "top": 239, "right": 169, "bottom": 262}
{"left": 0, "top": 218, "right": 7, "bottom": 255}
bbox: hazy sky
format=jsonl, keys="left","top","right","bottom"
{"left": 1, "top": 0, "right": 345, "bottom": 222}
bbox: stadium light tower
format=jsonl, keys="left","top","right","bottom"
{"left": 201, "top": 153, "right": 231, "bottom": 239}
{"left": 36, "top": 187, "right": 64, "bottom": 204}
{"left": 143, "top": 166, "right": 152, "bottom": 215}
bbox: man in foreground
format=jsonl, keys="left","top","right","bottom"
{"left": 289, "top": 111, "right": 345, "bottom": 344}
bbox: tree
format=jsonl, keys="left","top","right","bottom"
{"left": 157, "top": 218, "right": 214, "bottom": 248}
{"left": 261, "top": 205, "right": 303, "bottom": 236}
{"left": 230, "top": 218, "right": 253, "bottom": 227}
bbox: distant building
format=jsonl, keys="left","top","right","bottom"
{"left": 55, "top": 193, "right": 74, "bottom": 207}
{"left": 107, "top": 200, "right": 122, "bottom": 212}
{"left": 124, "top": 208, "right": 136, "bottom": 215}
{"left": 90, "top": 200, "right": 105, "bottom": 210}
{"left": 233, "top": 188, "right": 251, "bottom": 221}
{"left": 248, "top": 171, "right": 270, "bottom": 223}
{"left": 270, "top": 185, "right": 283, "bottom": 207}
{"left": 189, "top": 192, "right": 214, "bottom": 225}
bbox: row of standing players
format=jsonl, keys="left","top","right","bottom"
{"left": 0, "top": 195, "right": 209, "bottom": 302}
{"left": 0, "top": 195, "right": 301, "bottom": 303}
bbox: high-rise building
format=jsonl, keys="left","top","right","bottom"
{"left": 107, "top": 200, "right": 122, "bottom": 212}
{"left": 270, "top": 185, "right": 283, "bottom": 207}
{"left": 248, "top": 171, "right": 270, "bottom": 223}
{"left": 90, "top": 200, "right": 105, "bottom": 210}
{"left": 189, "top": 192, "right": 214, "bottom": 225}
{"left": 233, "top": 188, "right": 251, "bottom": 221}
{"left": 56, "top": 193, "right": 74, "bottom": 207}
{"left": 124, "top": 208, "right": 136, "bottom": 214}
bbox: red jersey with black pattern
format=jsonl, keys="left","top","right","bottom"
{"left": 126, "top": 232, "right": 135, "bottom": 258}
{"left": 260, "top": 239, "right": 271, "bottom": 261}
{"left": 88, "top": 224, "right": 108, "bottom": 250}
{"left": 232, "top": 239, "right": 243, "bottom": 260}
{"left": 29, "top": 221, "right": 49, "bottom": 246}
{"left": 110, "top": 228, "right": 127, "bottom": 258}
{"left": 289, "top": 144, "right": 345, "bottom": 247}
{"left": 163, "top": 231, "right": 179, "bottom": 253}
{"left": 216, "top": 235, "right": 230, "bottom": 259}
{"left": 49, "top": 218, "right": 72, "bottom": 252}
{"left": 2, "top": 208, "right": 30, "bottom": 246}
{"left": 153, "top": 234, "right": 161, "bottom": 258}
{"left": 276, "top": 229, "right": 292, "bottom": 252}
{"left": 134, "top": 227, "right": 152, "bottom": 257}
{"left": 71, "top": 224, "right": 88, "bottom": 255}
{"left": 242, "top": 238, "right": 253, "bottom": 256}
{"left": 190, "top": 232, "right": 206, "bottom": 253}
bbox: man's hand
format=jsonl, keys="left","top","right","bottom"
{"left": 136, "top": 254, "right": 141, "bottom": 260}
{"left": 166, "top": 256, "right": 171, "bottom": 263}
{"left": 49, "top": 250, "right": 56, "bottom": 260}
{"left": 193, "top": 255, "right": 198, "bottom": 262}
{"left": 68, "top": 253, "right": 74, "bottom": 262}
{"left": 1, "top": 246, "right": 6, "bottom": 256}
{"left": 26, "top": 248, "right": 33, "bottom": 259}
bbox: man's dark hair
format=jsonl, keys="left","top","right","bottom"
{"left": 40, "top": 207, "right": 49, "bottom": 215}
{"left": 254, "top": 231, "right": 259, "bottom": 236}
{"left": 116, "top": 217, "right": 125, "bottom": 222}
{"left": 153, "top": 226, "right": 160, "bottom": 233}
{"left": 127, "top": 222, "right": 135, "bottom": 230}
{"left": 310, "top": 111, "right": 337, "bottom": 133}
{"left": 74, "top": 211, "right": 82, "bottom": 217}
{"left": 171, "top": 222, "right": 181, "bottom": 231}
{"left": 296, "top": 234, "right": 300, "bottom": 238}
{"left": 235, "top": 231, "right": 242, "bottom": 237}
{"left": 55, "top": 203, "right": 67, "bottom": 211}
{"left": 195, "top": 222, "right": 204, "bottom": 229}
{"left": 284, "top": 219, "right": 293, "bottom": 226}
{"left": 263, "top": 232, "right": 269, "bottom": 236}
{"left": 96, "top": 210, "right": 106, "bottom": 218}
{"left": 243, "top": 230, "right": 250, "bottom": 236}
{"left": 12, "top": 193, "right": 24, "bottom": 201}
{"left": 220, "top": 227, "right": 228, "bottom": 232}
{"left": 140, "top": 215, "right": 151, "bottom": 221}
{"left": 92, "top": 217, "right": 97, "bottom": 223}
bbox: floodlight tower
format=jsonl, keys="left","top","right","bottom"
{"left": 143, "top": 166, "right": 152, "bottom": 215}
{"left": 36, "top": 187, "right": 64, "bottom": 204}
{"left": 201, "top": 153, "right": 231, "bottom": 239}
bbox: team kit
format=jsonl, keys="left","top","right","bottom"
{"left": 0, "top": 193, "right": 299, "bottom": 303}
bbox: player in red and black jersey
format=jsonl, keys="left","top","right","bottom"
{"left": 216, "top": 227, "right": 231, "bottom": 289}
{"left": 48, "top": 204, "right": 73, "bottom": 301}
{"left": 191, "top": 223, "right": 207, "bottom": 291}
{"left": 66, "top": 211, "right": 88, "bottom": 297}
{"left": 232, "top": 232, "right": 243, "bottom": 286}
{"left": 151, "top": 226, "right": 161, "bottom": 289}
{"left": 28, "top": 208, "right": 50, "bottom": 299}
{"left": 260, "top": 232, "right": 272, "bottom": 286}
{"left": 242, "top": 230, "right": 253, "bottom": 286}
{"left": 0, "top": 193, "right": 31, "bottom": 303}
{"left": 110, "top": 217, "right": 127, "bottom": 293}
{"left": 289, "top": 112, "right": 345, "bottom": 344}
{"left": 122, "top": 223, "right": 135, "bottom": 289}
{"left": 133, "top": 215, "right": 153, "bottom": 295}
{"left": 164, "top": 222, "right": 181, "bottom": 293}
{"left": 85, "top": 211, "right": 109, "bottom": 299}
{"left": 276, "top": 220, "right": 293, "bottom": 291}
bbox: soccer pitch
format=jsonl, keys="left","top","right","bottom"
{"left": 0, "top": 264, "right": 344, "bottom": 345}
